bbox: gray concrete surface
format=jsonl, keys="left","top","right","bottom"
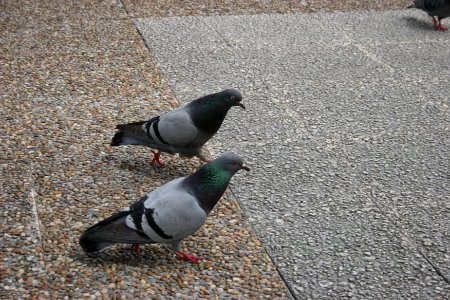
{"left": 135, "top": 10, "right": 450, "bottom": 298}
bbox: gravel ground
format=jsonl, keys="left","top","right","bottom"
{"left": 1, "top": 0, "right": 290, "bottom": 298}
{"left": 122, "top": 0, "right": 411, "bottom": 17}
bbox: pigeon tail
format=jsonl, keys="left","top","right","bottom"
{"left": 79, "top": 238, "right": 114, "bottom": 253}
{"left": 79, "top": 210, "right": 152, "bottom": 253}
{"left": 111, "top": 122, "right": 148, "bottom": 146}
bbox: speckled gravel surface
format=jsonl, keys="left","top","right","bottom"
{"left": 1, "top": 0, "right": 291, "bottom": 298}
{"left": 122, "top": 0, "right": 411, "bottom": 17}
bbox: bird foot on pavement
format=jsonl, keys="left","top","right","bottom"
{"left": 150, "top": 150, "right": 165, "bottom": 168}
{"left": 131, "top": 244, "right": 141, "bottom": 256}
{"left": 176, "top": 251, "right": 205, "bottom": 264}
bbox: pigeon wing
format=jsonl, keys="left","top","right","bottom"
{"left": 156, "top": 107, "right": 199, "bottom": 147}
{"left": 137, "top": 179, "right": 207, "bottom": 243}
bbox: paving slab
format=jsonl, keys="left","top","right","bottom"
{"left": 136, "top": 9, "right": 450, "bottom": 298}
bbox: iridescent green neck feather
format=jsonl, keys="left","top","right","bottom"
{"left": 183, "top": 163, "right": 232, "bottom": 214}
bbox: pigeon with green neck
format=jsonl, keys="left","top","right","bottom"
{"left": 111, "top": 89, "right": 245, "bottom": 167}
{"left": 79, "top": 152, "right": 250, "bottom": 263}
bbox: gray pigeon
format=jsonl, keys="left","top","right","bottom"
{"left": 111, "top": 89, "right": 245, "bottom": 167}
{"left": 408, "top": 0, "right": 450, "bottom": 30}
{"left": 79, "top": 152, "right": 250, "bottom": 263}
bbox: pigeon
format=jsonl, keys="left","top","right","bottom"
{"left": 79, "top": 152, "right": 250, "bottom": 263}
{"left": 111, "top": 89, "right": 245, "bottom": 167}
{"left": 408, "top": 0, "right": 450, "bottom": 30}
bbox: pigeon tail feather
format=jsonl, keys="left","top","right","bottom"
{"left": 111, "top": 131, "right": 148, "bottom": 146}
{"left": 116, "top": 121, "right": 146, "bottom": 130}
{"left": 111, "top": 122, "right": 149, "bottom": 146}
{"left": 79, "top": 239, "right": 114, "bottom": 253}
{"left": 79, "top": 210, "right": 152, "bottom": 253}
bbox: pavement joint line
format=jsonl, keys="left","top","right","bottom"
{"left": 343, "top": 33, "right": 396, "bottom": 74}
{"left": 228, "top": 186, "right": 297, "bottom": 300}
{"left": 417, "top": 248, "right": 450, "bottom": 285}
{"left": 29, "top": 187, "right": 43, "bottom": 242}
{"left": 343, "top": 30, "right": 434, "bottom": 84}
{"left": 25, "top": 157, "right": 44, "bottom": 246}
{"left": 119, "top": 0, "right": 182, "bottom": 109}
{"left": 203, "top": 20, "right": 235, "bottom": 48}
{"left": 363, "top": 187, "right": 450, "bottom": 286}
{"left": 117, "top": 0, "right": 130, "bottom": 17}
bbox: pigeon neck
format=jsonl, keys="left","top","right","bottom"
{"left": 184, "top": 164, "right": 231, "bottom": 214}
{"left": 189, "top": 96, "right": 231, "bottom": 134}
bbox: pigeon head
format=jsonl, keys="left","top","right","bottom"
{"left": 188, "top": 89, "right": 245, "bottom": 134}
{"left": 218, "top": 89, "right": 245, "bottom": 109}
{"left": 210, "top": 152, "right": 250, "bottom": 175}
{"left": 184, "top": 152, "right": 249, "bottom": 214}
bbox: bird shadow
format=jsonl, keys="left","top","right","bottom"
{"left": 118, "top": 158, "right": 196, "bottom": 179}
{"left": 73, "top": 245, "right": 172, "bottom": 269}
{"left": 402, "top": 16, "right": 434, "bottom": 30}
{"left": 118, "top": 159, "right": 164, "bottom": 176}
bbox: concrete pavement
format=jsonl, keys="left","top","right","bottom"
{"left": 136, "top": 10, "right": 450, "bottom": 298}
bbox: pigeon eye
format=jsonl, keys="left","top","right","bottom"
{"left": 231, "top": 160, "right": 238, "bottom": 165}
{"left": 230, "top": 96, "right": 236, "bottom": 100}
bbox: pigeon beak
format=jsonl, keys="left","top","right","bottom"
{"left": 241, "top": 165, "right": 250, "bottom": 171}
{"left": 238, "top": 103, "right": 246, "bottom": 109}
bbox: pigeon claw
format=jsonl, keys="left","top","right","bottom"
{"left": 431, "top": 17, "right": 447, "bottom": 31}
{"left": 176, "top": 251, "right": 205, "bottom": 264}
{"left": 150, "top": 150, "right": 166, "bottom": 168}
{"left": 131, "top": 244, "right": 141, "bottom": 256}
{"left": 437, "top": 23, "right": 448, "bottom": 31}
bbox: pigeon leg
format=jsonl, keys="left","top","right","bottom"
{"left": 131, "top": 244, "right": 141, "bottom": 256}
{"left": 431, "top": 16, "right": 440, "bottom": 30}
{"left": 150, "top": 150, "right": 165, "bottom": 168}
{"left": 176, "top": 251, "right": 205, "bottom": 264}
{"left": 432, "top": 16, "right": 438, "bottom": 25}
{"left": 437, "top": 20, "right": 448, "bottom": 31}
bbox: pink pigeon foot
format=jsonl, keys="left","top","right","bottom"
{"left": 437, "top": 22, "right": 448, "bottom": 31}
{"left": 150, "top": 150, "right": 165, "bottom": 168}
{"left": 131, "top": 244, "right": 141, "bottom": 256}
{"left": 176, "top": 251, "right": 205, "bottom": 264}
